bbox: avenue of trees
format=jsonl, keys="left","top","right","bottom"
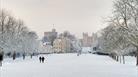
{"left": 0, "top": 9, "right": 40, "bottom": 59}
{"left": 97, "top": 0, "right": 138, "bottom": 66}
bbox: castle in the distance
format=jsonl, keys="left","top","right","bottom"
{"left": 42, "top": 28, "right": 58, "bottom": 46}
{"left": 80, "top": 33, "right": 93, "bottom": 47}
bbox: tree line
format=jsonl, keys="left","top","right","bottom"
{"left": 0, "top": 9, "right": 40, "bottom": 59}
{"left": 97, "top": 0, "right": 138, "bottom": 66}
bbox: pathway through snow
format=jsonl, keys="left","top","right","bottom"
{"left": 0, "top": 54, "right": 138, "bottom": 77}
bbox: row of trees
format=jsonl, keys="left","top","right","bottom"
{"left": 97, "top": 0, "right": 138, "bottom": 66}
{"left": 0, "top": 9, "right": 40, "bottom": 57}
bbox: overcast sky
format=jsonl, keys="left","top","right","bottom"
{"left": 1, "top": 0, "right": 113, "bottom": 38}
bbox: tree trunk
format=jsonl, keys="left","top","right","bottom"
{"left": 115, "top": 56, "right": 116, "bottom": 61}
{"left": 136, "top": 47, "right": 138, "bottom": 66}
{"left": 119, "top": 56, "right": 122, "bottom": 63}
{"left": 123, "top": 56, "right": 125, "bottom": 64}
{"left": 116, "top": 56, "right": 119, "bottom": 62}
{"left": 13, "top": 52, "right": 16, "bottom": 60}
{"left": 136, "top": 56, "right": 138, "bottom": 66}
{"left": 136, "top": 52, "right": 138, "bottom": 66}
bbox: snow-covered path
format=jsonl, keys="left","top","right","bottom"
{"left": 0, "top": 54, "right": 138, "bottom": 77}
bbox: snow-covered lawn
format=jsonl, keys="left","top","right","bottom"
{"left": 0, "top": 54, "right": 138, "bottom": 77}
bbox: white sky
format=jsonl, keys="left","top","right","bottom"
{"left": 1, "top": 0, "right": 113, "bottom": 38}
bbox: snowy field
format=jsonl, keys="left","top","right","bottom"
{"left": 0, "top": 54, "right": 138, "bottom": 77}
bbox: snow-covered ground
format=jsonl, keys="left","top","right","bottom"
{"left": 0, "top": 54, "right": 138, "bottom": 77}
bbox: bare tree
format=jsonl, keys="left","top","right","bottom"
{"left": 107, "top": 0, "right": 138, "bottom": 65}
{"left": 0, "top": 9, "right": 40, "bottom": 58}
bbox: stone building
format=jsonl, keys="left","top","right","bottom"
{"left": 80, "top": 33, "right": 93, "bottom": 47}
{"left": 53, "top": 39, "right": 62, "bottom": 53}
{"left": 53, "top": 37, "right": 71, "bottom": 53}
